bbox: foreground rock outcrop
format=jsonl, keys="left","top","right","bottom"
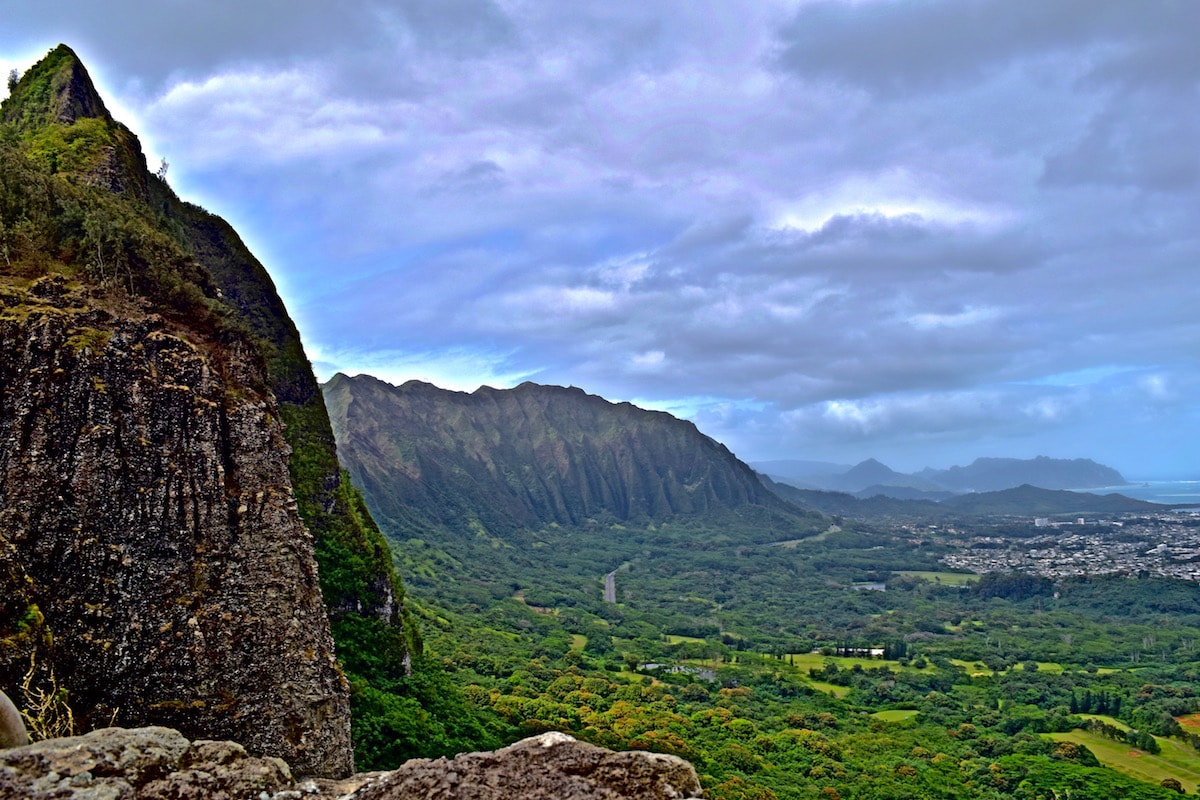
{"left": 0, "top": 727, "right": 293, "bottom": 799}
{"left": 0, "top": 728, "right": 704, "bottom": 800}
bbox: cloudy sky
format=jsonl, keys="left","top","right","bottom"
{"left": 3, "top": 1, "right": 1198, "bottom": 478}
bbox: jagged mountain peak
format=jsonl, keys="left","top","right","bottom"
{"left": 2, "top": 45, "right": 148, "bottom": 198}
{"left": 3, "top": 44, "right": 111, "bottom": 131}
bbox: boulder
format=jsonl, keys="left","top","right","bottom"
{"left": 0, "top": 689, "right": 29, "bottom": 749}
{"left": 352, "top": 731, "right": 703, "bottom": 800}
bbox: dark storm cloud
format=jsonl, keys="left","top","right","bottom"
{"left": 0, "top": 2, "right": 384, "bottom": 85}
{"left": 773, "top": 0, "right": 1195, "bottom": 96}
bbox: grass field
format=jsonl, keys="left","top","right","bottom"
{"left": 569, "top": 634, "right": 587, "bottom": 652}
{"left": 666, "top": 634, "right": 706, "bottom": 645}
{"left": 787, "top": 652, "right": 917, "bottom": 672}
{"left": 1047, "top": 729, "right": 1200, "bottom": 793}
{"left": 807, "top": 680, "right": 850, "bottom": 698}
{"left": 895, "top": 570, "right": 978, "bottom": 585}
{"left": 872, "top": 709, "right": 919, "bottom": 722}
{"left": 949, "top": 659, "right": 1066, "bottom": 676}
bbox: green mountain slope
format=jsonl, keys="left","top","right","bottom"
{"left": 323, "top": 373, "right": 810, "bottom": 537}
{"left": 939, "top": 484, "right": 1163, "bottom": 515}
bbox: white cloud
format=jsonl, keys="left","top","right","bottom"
{"left": 144, "top": 69, "right": 391, "bottom": 166}
{"left": 908, "top": 306, "right": 1002, "bottom": 330}
{"left": 630, "top": 350, "right": 666, "bottom": 372}
{"left": 772, "top": 170, "right": 1015, "bottom": 233}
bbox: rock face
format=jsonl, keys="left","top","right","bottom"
{"left": 0, "top": 277, "right": 351, "bottom": 776}
{"left": 324, "top": 373, "right": 798, "bottom": 535}
{"left": 0, "top": 45, "right": 414, "bottom": 778}
{"left": 0, "top": 728, "right": 703, "bottom": 800}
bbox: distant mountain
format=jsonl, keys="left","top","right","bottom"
{"left": 758, "top": 455, "right": 1126, "bottom": 494}
{"left": 761, "top": 478, "right": 948, "bottom": 521}
{"left": 919, "top": 457, "right": 1125, "bottom": 492}
{"left": 939, "top": 485, "right": 1161, "bottom": 515}
{"left": 853, "top": 485, "right": 957, "bottom": 502}
{"left": 838, "top": 458, "right": 906, "bottom": 488}
{"left": 763, "top": 477, "right": 1164, "bottom": 520}
{"left": 324, "top": 374, "right": 812, "bottom": 535}
{"left": 826, "top": 459, "right": 942, "bottom": 493}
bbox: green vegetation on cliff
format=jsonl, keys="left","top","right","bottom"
{"left": 0, "top": 44, "right": 426, "bottom": 769}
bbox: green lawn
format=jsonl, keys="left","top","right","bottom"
{"left": 895, "top": 570, "right": 978, "bottom": 586}
{"left": 569, "top": 634, "right": 587, "bottom": 652}
{"left": 788, "top": 652, "right": 898, "bottom": 672}
{"left": 666, "top": 634, "right": 706, "bottom": 645}
{"left": 948, "top": 659, "right": 1065, "bottom": 676}
{"left": 872, "top": 709, "right": 919, "bottom": 722}
{"left": 807, "top": 680, "right": 850, "bottom": 698}
{"left": 793, "top": 651, "right": 951, "bottom": 673}
{"left": 1047, "top": 729, "right": 1200, "bottom": 793}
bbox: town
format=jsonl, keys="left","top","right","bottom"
{"left": 935, "top": 511, "right": 1200, "bottom": 582}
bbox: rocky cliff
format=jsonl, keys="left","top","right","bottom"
{"left": 324, "top": 374, "right": 798, "bottom": 536}
{"left": 0, "top": 45, "right": 410, "bottom": 777}
{"left": 0, "top": 275, "right": 350, "bottom": 774}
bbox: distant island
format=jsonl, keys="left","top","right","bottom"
{"left": 753, "top": 455, "right": 1126, "bottom": 496}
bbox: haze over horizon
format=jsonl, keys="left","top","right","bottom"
{"left": 3, "top": 1, "right": 1197, "bottom": 479}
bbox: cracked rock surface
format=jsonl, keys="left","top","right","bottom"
{"left": 1, "top": 729, "right": 704, "bottom": 800}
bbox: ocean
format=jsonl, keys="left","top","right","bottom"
{"left": 1094, "top": 480, "right": 1200, "bottom": 507}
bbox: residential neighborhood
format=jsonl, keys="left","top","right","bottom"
{"left": 939, "top": 512, "right": 1200, "bottom": 582}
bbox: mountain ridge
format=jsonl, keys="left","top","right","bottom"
{"left": 324, "top": 373, "right": 811, "bottom": 537}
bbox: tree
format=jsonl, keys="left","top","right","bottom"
{"left": 6, "top": 69, "right": 17, "bottom": 93}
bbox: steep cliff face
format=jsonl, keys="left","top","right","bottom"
{"left": 0, "top": 45, "right": 409, "bottom": 777}
{"left": 324, "top": 373, "right": 796, "bottom": 535}
{"left": 150, "top": 192, "right": 407, "bottom": 639}
{"left": 0, "top": 277, "right": 350, "bottom": 774}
